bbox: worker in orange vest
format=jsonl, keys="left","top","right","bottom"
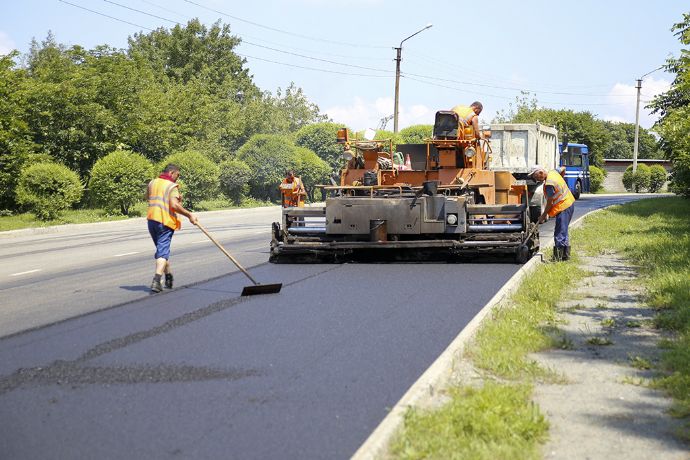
{"left": 451, "top": 101, "right": 484, "bottom": 140}
{"left": 529, "top": 166, "right": 576, "bottom": 261}
{"left": 279, "top": 170, "right": 306, "bottom": 208}
{"left": 146, "top": 164, "right": 197, "bottom": 292}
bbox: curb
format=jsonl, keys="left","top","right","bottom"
{"left": 352, "top": 209, "right": 598, "bottom": 460}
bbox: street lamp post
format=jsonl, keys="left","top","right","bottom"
{"left": 632, "top": 66, "right": 663, "bottom": 172}
{"left": 393, "top": 23, "right": 432, "bottom": 134}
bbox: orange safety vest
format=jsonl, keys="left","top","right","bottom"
{"left": 544, "top": 170, "right": 575, "bottom": 217}
{"left": 279, "top": 177, "right": 305, "bottom": 208}
{"left": 147, "top": 178, "right": 182, "bottom": 230}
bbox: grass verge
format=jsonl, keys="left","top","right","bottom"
{"left": 390, "top": 196, "right": 690, "bottom": 456}
{"left": 0, "top": 197, "right": 275, "bottom": 232}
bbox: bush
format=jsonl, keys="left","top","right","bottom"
{"left": 398, "top": 124, "right": 433, "bottom": 144}
{"left": 622, "top": 164, "right": 651, "bottom": 192}
{"left": 236, "top": 134, "right": 297, "bottom": 201}
{"left": 158, "top": 151, "right": 220, "bottom": 210}
{"left": 648, "top": 165, "right": 668, "bottom": 193}
{"left": 294, "top": 147, "right": 331, "bottom": 201}
{"left": 219, "top": 158, "right": 252, "bottom": 205}
{"left": 16, "top": 162, "right": 83, "bottom": 220}
{"left": 589, "top": 165, "right": 606, "bottom": 193}
{"left": 89, "top": 149, "right": 153, "bottom": 215}
{"left": 294, "top": 122, "right": 345, "bottom": 170}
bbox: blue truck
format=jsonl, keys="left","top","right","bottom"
{"left": 559, "top": 142, "right": 590, "bottom": 199}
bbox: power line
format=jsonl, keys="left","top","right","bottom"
{"left": 237, "top": 53, "right": 391, "bottom": 78}
{"left": 241, "top": 41, "right": 392, "bottom": 74}
{"left": 101, "top": 0, "right": 177, "bottom": 25}
{"left": 183, "top": 0, "right": 389, "bottom": 49}
{"left": 58, "top": 0, "right": 154, "bottom": 31}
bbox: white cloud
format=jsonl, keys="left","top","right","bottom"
{"left": 325, "top": 96, "right": 433, "bottom": 131}
{"left": 0, "top": 31, "right": 16, "bottom": 56}
{"left": 602, "top": 77, "right": 671, "bottom": 128}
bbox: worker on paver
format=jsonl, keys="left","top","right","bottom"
{"left": 529, "top": 166, "right": 575, "bottom": 261}
{"left": 451, "top": 101, "right": 484, "bottom": 140}
{"left": 279, "top": 170, "right": 306, "bottom": 208}
{"left": 146, "top": 164, "right": 197, "bottom": 292}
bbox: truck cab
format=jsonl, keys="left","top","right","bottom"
{"left": 559, "top": 143, "right": 590, "bottom": 199}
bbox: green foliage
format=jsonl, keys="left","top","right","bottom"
{"left": 398, "top": 124, "right": 433, "bottom": 144}
{"left": 89, "top": 149, "right": 153, "bottom": 215}
{"left": 605, "top": 139, "right": 632, "bottom": 159}
{"left": 294, "top": 122, "right": 344, "bottom": 170}
{"left": 603, "top": 121, "right": 662, "bottom": 159}
{"left": 589, "top": 165, "right": 606, "bottom": 192}
{"left": 219, "top": 158, "right": 252, "bottom": 205}
{"left": 294, "top": 147, "right": 330, "bottom": 201}
{"left": 648, "top": 164, "right": 668, "bottom": 193}
{"left": 16, "top": 162, "right": 83, "bottom": 220}
{"left": 236, "top": 134, "right": 297, "bottom": 201}
{"left": 623, "top": 164, "right": 651, "bottom": 192}
{"left": 391, "top": 383, "right": 548, "bottom": 460}
{"left": 650, "top": 13, "right": 690, "bottom": 197}
{"left": 158, "top": 151, "right": 219, "bottom": 210}
{"left": 0, "top": 52, "right": 35, "bottom": 209}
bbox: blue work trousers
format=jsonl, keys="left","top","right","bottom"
{"left": 148, "top": 220, "right": 175, "bottom": 260}
{"left": 554, "top": 204, "right": 574, "bottom": 248}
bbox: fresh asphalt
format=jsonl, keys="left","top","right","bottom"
{"left": 0, "top": 194, "right": 662, "bottom": 459}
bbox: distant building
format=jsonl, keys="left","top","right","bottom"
{"left": 601, "top": 158, "right": 672, "bottom": 192}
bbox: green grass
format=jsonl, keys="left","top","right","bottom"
{"left": 389, "top": 383, "right": 548, "bottom": 460}
{"left": 573, "top": 196, "right": 690, "bottom": 439}
{"left": 391, "top": 196, "right": 690, "bottom": 454}
{"left": 0, "top": 197, "right": 276, "bottom": 232}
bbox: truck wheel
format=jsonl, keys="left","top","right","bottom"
{"left": 573, "top": 180, "right": 582, "bottom": 200}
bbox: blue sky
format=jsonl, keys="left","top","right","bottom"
{"left": 2, "top": 1, "right": 687, "bottom": 131}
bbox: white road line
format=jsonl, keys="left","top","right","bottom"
{"left": 191, "top": 240, "right": 208, "bottom": 244}
{"left": 10, "top": 269, "right": 42, "bottom": 277}
{"left": 113, "top": 251, "right": 140, "bottom": 257}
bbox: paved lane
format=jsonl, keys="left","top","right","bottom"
{"left": 0, "top": 194, "right": 665, "bottom": 459}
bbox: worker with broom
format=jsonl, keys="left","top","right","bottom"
{"left": 146, "top": 164, "right": 197, "bottom": 293}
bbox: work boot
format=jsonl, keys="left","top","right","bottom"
{"left": 563, "top": 246, "right": 571, "bottom": 261}
{"left": 552, "top": 247, "right": 563, "bottom": 262}
{"left": 165, "top": 273, "right": 173, "bottom": 289}
{"left": 150, "top": 277, "right": 163, "bottom": 293}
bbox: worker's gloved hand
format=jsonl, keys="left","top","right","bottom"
{"left": 537, "top": 215, "right": 548, "bottom": 224}
{"left": 189, "top": 214, "right": 198, "bottom": 225}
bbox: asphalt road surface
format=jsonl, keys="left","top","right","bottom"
{"left": 0, "top": 194, "right": 662, "bottom": 459}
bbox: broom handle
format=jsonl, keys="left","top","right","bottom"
{"left": 195, "top": 223, "right": 259, "bottom": 286}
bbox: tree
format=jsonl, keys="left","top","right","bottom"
{"left": 399, "top": 125, "right": 433, "bottom": 144}
{"left": 16, "top": 162, "right": 83, "bottom": 220}
{"left": 294, "top": 147, "right": 330, "bottom": 201}
{"left": 606, "top": 140, "right": 632, "bottom": 159}
{"left": 236, "top": 134, "right": 298, "bottom": 201}
{"left": 219, "top": 158, "right": 252, "bottom": 205}
{"left": 294, "top": 122, "right": 344, "bottom": 170}
{"left": 648, "top": 165, "right": 668, "bottom": 193}
{"left": 0, "top": 52, "right": 35, "bottom": 210}
{"left": 270, "top": 83, "right": 328, "bottom": 133}
{"left": 650, "top": 13, "right": 690, "bottom": 197}
{"left": 158, "top": 151, "right": 219, "bottom": 210}
{"left": 89, "top": 149, "right": 153, "bottom": 215}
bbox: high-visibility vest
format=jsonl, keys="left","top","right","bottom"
{"left": 147, "top": 178, "right": 182, "bottom": 230}
{"left": 279, "top": 177, "right": 305, "bottom": 208}
{"left": 451, "top": 105, "right": 477, "bottom": 127}
{"left": 545, "top": 170, "right": 575, "bottom": 217}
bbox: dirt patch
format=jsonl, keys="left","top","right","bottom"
{"left": 531, "top": 253, "right": 688, "bottom": 459}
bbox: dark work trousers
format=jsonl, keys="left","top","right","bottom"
{"left": 554, "top": 204, "right": 575, "bottom": 247}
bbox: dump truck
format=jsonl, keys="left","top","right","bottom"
{"left": 488, "top": 122, "right": 559, "bottom": 222}
{"left": 270, "top": 112, "right": 544, "bottom": 264}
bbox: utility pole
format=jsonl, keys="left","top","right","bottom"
{"left": 393, "top": 24, "right": 432, "bottom": 134}
{"left": 632, "top": 78, "right": 642, "bottom": 173}
{"left": 633, "top": 66, "right": 663, "bottom": 173}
